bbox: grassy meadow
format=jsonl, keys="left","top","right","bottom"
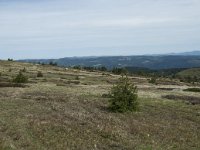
{"left": 0, "top": 60, "right": 199, "bottom": 150}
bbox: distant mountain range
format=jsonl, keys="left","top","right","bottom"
{"left": 19, "top": 51, "right": 200, "bottom": 70}
{"left": 168, "top": 50, "right": 200, "bottom": 56}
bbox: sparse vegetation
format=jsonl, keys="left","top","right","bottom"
{"left": 0, "top": 60, "right": 199, "bottom": 149}
{"left": 49, "top": 61, "right": 58, "bottom": 66}
{"left": 112, "top": 67, "right": 127, "bottom": 75}
{"left": 109, "top": 75, "right": 138, "bottom": 112}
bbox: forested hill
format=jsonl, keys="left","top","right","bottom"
{"left": 20, "top": 55, "right": 200, "bottom": 70}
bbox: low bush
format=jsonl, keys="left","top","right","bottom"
{"left": 183, "top": 88, "right": 200, "bottom": 93}
{"left": 37, "top": 71, "right": 43, "bottom": 77}
{"left": 109, "top": 75, "right": 139, "bottom": 112}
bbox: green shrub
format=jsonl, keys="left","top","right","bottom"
{"left": 183, "top": 88, "right": 200, "bottom": 93}
{"left": 149, "top": 77, "right": 157, "bottom": 84}
{"left": 109, "top": 75, "right": 138, "bottom": 112}
{"left": 37, "top": 71, "right": 43, "bottom": 77}
{"left": 13, "top": 71, "right": 28, "bottom": 83}
{"left": 8, "top": 58, "right": 13, "bottom": 61}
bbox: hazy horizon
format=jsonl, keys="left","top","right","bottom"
{"left": 1, "top": 0, "right": 200, "bottom": 59}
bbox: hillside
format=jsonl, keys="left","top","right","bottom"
{"left": 177, "top": 68, "right": 200, "bottom": 78}
{"left": 0, "top": 60, "right": 200, "bottom": 149}
{"left": 20, "top": 55, "right": 200, "bottom": 69}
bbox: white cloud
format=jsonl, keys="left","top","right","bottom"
{"left": 0, "top": 0, "right": 200, "bottom": 58}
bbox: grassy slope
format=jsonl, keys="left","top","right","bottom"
{"left": 0, "top": 60, "right": 200, "bottom": 150}
{"left": 177, "top": 68, "right": 200, "bottom": 78}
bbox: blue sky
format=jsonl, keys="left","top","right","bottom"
{"left": 0, "top": 0, "right": 200, "bottom": 59}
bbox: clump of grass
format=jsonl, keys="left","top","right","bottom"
{"left": 109, "top": 75, "right": 139, "bottom": 112}
{"left": 183, "top": 88, "right": 200, "bottom": 93}
{"left": 37, "top": 71, "right": 43, "bottom": 77}
{"left": 13, "top": 71, "right": 28, "bottom": 83}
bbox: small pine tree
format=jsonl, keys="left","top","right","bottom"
{"left": 109, "top": 75, "right": 138, "bottom": 112}
{"left": 13, "top": 71, "right": 28, "bottom": 83}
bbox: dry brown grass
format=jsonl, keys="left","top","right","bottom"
{"left": 0, "top": 60, "right": 199, "bottom": 150}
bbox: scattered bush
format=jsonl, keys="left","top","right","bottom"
{"left": 112, "top": 68, "right": 128, "bottom": 75}
{"left": 109, "top": 75, "right": 138, "bottom": 112}
{"left": 49, "top": 61, "right": 57, "bottom": 66}
{"left": 37, "top": 71, "right": 43, "bottom": 77}
{"left": 13, "top": 71, "right": 28, "bottom": 83}
{"left": 149, "top": 77, "right": 157, "bottom": 84}
{"left": 67, "top": 80, "right": 80, "bottom": 84}
{"left": 73, "top": 65, "right": 82, "bottom": 70}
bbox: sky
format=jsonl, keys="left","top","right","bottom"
{"left": 0, "top": 0, "right": 200, "bottom": 59}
